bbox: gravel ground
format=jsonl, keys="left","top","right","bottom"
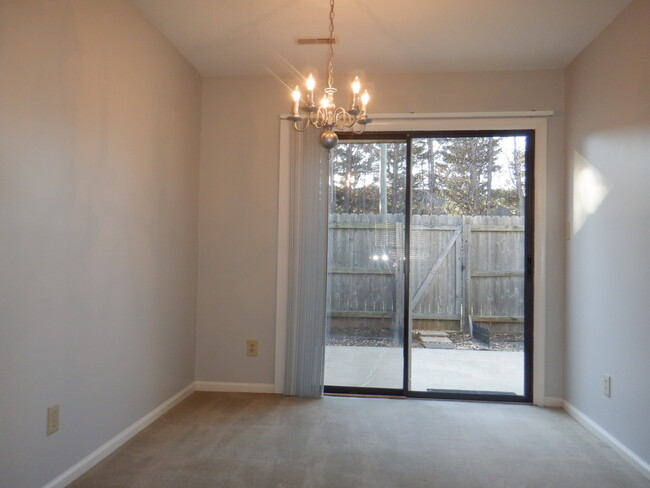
{"left": 327, "top": 336, "right": 400, "bottom": 348}
{"left": 447, "top": 333, "right": 524, "bottom": 352}
{"left": 327, "top": 329, "right": 524, "bottom": 352}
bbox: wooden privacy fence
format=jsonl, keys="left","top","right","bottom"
{"left": 327, "top": 214, "right": 525, "bottom": 334}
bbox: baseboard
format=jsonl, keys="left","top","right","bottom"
{"left": 42, "top": 382, "right": 196, "bottom": 488}
{"left": 563, "top": 400, "right": 650, "bottom": 481}
{"left": 195, "top": 381, "right": 275, "bottom": 393}
{"left": 543, "top": 396, "right": 564, "bottom": 407}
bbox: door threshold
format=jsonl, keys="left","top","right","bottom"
{"left": 325, "top": 393, "right": 406, "bottom": 400}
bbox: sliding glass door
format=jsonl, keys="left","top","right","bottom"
{"left": 324, "top": 140, "right": 407, "bottom": 393}
{"left": 324, "top": 130, "right": 534, "bottom": 402}
{"left": 408, "top": 134, "right": 531, "bottom": 398}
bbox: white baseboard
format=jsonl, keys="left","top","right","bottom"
{"left": 195, "top": 381, "right": 275, "bottom": 393}
{"left": 563, "top": 401, "right": 650, "bottom": 481}
{"left": 42, "top": 382, "right": 196, "bottom": 488}
{"left": 543, "top": 396, "right": 564, "bottom": 407}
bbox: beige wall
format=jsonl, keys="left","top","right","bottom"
{"left": 197, "top": 76, "right": 286, "bottom": 385}
{"left": 565, "top": 0, "right": 650, "bottom": 464}
{"left": 0, "top": 2, "right": 202, "bottom": 487}
{"left": 197, "top": 70, "right": 566, "bottom": 399}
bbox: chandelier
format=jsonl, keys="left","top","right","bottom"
{"left": 288, "top": 0, "right": 371, "bottom": 149}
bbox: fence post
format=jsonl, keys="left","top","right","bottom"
{"left": 462, "top": 216, "right": 472, "bottom": 333}
{"left": 454, "top": 216, "right": 463, "bottom": 330}
{"left": 395, "top": 219, "right": 404, "bottom": 344}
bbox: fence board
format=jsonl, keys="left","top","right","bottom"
{"left": 327, "top": 214, "right": 524, "bottom": 333}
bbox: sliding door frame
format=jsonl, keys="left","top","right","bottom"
{"left": 324, "top": 129, "right": 535, "bottom": 403}
{"left": 276, "top": 112, "right": 551, "bottom": 405}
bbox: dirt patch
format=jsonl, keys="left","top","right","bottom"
{"left": 327, "top": 328, "right": 524, "bottom": 351}
{"left": 327, "top": 328, "right": 406, "bottom": 348}
{"left": 447, "top": 332, "right": 524, "bottom": 352}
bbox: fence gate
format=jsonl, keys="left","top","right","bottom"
{"left": 327, "top": 214, "right": 525, "bottom": 334}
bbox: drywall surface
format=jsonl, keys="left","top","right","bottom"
{"left": 197, "top": 70, "right": 566, "bottom": 399}
{"left": 197, "top": 77, "right": 286, "bottom": 386}
{"left": 0, "top": 2, "right": 202, "bottom": 487}
{"left": 565, "top": 0, "right": 650, "bottom": 465}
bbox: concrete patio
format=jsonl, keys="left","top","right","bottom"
{"left": 325, "top": 346, "right": 524, "bottom": 395}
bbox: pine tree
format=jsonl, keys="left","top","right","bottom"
{"left": 508, "top": 140, "right": 526, "bottom": 216}
{"left": 436, "top": 137, "right": 502, "bottom": 215}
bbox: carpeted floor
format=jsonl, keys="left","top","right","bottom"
{"left": 67, "top": 392, "right": 649, "bottom": 488}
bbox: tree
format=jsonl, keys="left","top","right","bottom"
{"left": 328, "top": 136, "right": 525, "bottom": 216}
{"left": 329, "top": 142, "right": 379, "bottom": 213}
{"left": 329, "top": 142, "right": 406, "bottom": 214}
{"left": 435, "top": 137, "right": 502, "bottom": 215}
{"left": 410, "top": 138, "right": 444, "bottom": 215}
{"left": 507, "top": 139, "right": 526, "bottom": 216}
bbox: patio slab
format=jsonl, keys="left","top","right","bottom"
{"left": 324, "top": 346, "right": 524, "bottom": 395}
{"left": 420, "top": 336, "right": 455, "bottom": 349}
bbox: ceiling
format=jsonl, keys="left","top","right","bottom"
{"left": 131, "top": 0, "right": 631, "bottom": 77}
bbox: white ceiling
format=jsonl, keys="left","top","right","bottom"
{"left": 131, "top": 0, "right": 631, "bottom": 77}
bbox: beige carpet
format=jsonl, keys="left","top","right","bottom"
{"left": 67, "top": 392, "right": 649, "bottom": 488}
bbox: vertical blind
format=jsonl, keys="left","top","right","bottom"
{"left": 283, "top": 127, "right": 329, "bottom": 397}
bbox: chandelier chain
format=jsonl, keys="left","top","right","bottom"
{"left": 327, "top": 0, "right": 335, "bottom": 89}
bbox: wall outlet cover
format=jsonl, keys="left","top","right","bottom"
{"left": 246, "top": 339, "right": 258, "bottom": 356}
{"left": 47, "top": 405, "right": 60, "bottom": 436}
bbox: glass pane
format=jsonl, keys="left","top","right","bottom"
{"left": 409, "top": 136, "right": 526, "bottom": 395}
{"left": 324, "top": 141, "right": 407, "bottom": 389}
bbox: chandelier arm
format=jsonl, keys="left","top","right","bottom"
{"left": 333, "top": 107, "right": 345, "bottom": 129}
{"left": 292, "top": 117, "right": 310, "bottom": 132}
{"left": 308, "top": 110, "right": 317, "bottom": 127}
{"left": 334, "top": 107, "right": 358, "bottom": 130}
{"left": 344, "top": 114, "right": 358, "bottom": 129}
{"left": 313, "top": 107, "right": 326, "bottom": 129}
{"left": 351, "top": 122, "right": 367, "bottom": 135}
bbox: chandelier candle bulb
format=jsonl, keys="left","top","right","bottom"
{"left": 350, "top": 76, "right": 361, "bottom": 115}
{"left": 292, "top": 86, "right": 301, "bottom": 102}
{"left": 306, "top": 73, "right": 316, "bottom": 91}
{"left": 291, "top": 86, "right": 301, "bottom": 117}
{"left": 305, "top": 73, "right": 316, "bottom": 109}
{"left": 361, "top": 90, "right": 370, "bottom": 112}
{"left": 352, "top": 76, "right": 361, "bottom": 94}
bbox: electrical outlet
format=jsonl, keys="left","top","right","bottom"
{"left": 246, "top": 339, "right": 258, "bottom": 356}
{"left": 604, "top": 374, "right": 611, "bottom": 398}
{"left": 47, "top": 405, "right": 60, "bottom": 436}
